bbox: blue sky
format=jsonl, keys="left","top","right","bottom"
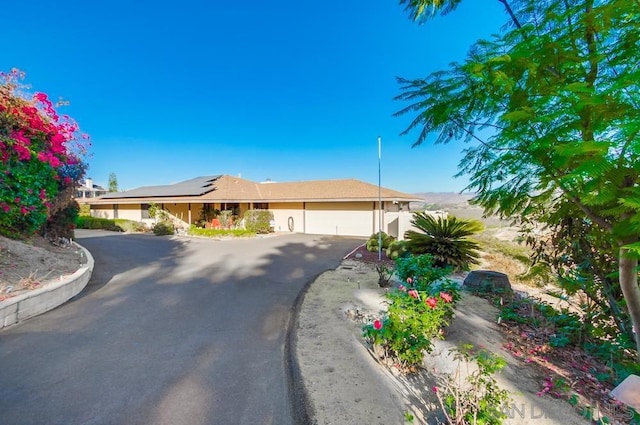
{"left": 4, "top": 1, "right": 507, "bottom": 193}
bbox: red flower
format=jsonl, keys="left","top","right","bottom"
{"left": 440, "top": 292, "right": 453, "bottom": 303}
{"left": 373, "top": 319, "right": 383, "bottom": 330}
{"left": 432, "top": 386, "right": 439, "bottom": 393}
{"left": 425, "top": 297, "right": 438, "bottom": 309}
{"left": 408, "top": 290, "right": 419, "bottom": 299}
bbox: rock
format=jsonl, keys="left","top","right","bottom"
{"left": 463, "top": 270, "right": 512, "bottom": 293}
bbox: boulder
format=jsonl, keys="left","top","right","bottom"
{"left": 463, "top": 270, "right": 512, "bottom": 293}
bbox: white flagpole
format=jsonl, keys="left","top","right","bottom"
{"left": 378, "top": 136, "right": 382, "bottom": 261}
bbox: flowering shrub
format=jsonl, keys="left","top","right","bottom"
{"left": 0, "top": 69, "right": 88, "bottom": 238}
{"left": 364, "top": 255, "right": 461, "bottom": 369}
{"left": 364, "top": 289, "right": 457, "bottom": 367}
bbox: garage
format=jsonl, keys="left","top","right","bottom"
{"left": 304, "top": 202, "right": 375, "bottom": 237}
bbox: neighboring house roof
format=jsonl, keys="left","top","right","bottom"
{"left": 88, "top": 174, "right": 423, "bottom": 205}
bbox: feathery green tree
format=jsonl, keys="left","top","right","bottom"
{"left": 395, "top": 0, "right": 640, "bottom": 356}
{"left": 108, "top": 172, "right": 118, "bottom": 192}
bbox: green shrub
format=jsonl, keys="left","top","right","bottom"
{"left": 437, "top": 344, "right": 511, "bottom": 425}
{"left": 395, "top": 254, "right": 452, "bottom": 291}
{"left": 42, "top": 200, "right": 79, "bottom": 239}
{"left": 76, "top": 216, "right": 123, "bottom": 232}
{"left": 243, "top": 210, "right": 274, "bottom": 234}
{"left": 114, "top": 219, "right": 147, "bottom": 233}
{"left": 366, "top": 231, "right": 394, "bottom": 252}
{"left": 363, "top": 255, "right": 461, "bottom": 369}
{"left": 188, "top": 226, "right": 254, "bottom": 238}
{"left": 78, "top": 204, "right": 91, "bottom": 217}
{"left": 363, "top": 288, "right": 458, "bottom": 368}
{"left": 152, "top": 222, "right": 174, "bottom": 236}
{"left": 386, "top": 240, "right": 409, "bottom": 260}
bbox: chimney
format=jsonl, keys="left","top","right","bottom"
{"left": 86, "top": 178, "right": 93, "bottom": 189}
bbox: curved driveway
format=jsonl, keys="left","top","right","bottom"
{"left": 0, "top": 230, "right": 361, "bottom": 425}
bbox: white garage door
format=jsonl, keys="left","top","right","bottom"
{"left": 304, "top": 202, "right": 374, "bottom": 237}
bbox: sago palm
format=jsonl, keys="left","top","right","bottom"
{"left": 404, "top": 213, "right": 483, "bottom": 270}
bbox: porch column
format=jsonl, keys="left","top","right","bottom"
{"left": 188, "top": 203, "right": 192, "bottom": 225}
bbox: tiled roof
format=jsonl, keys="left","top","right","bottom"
{"left": 90, "top": 175, "right": 422, "bottom": 204}
{"left": 257, "top": 178, "right": 419, "bottom": 201}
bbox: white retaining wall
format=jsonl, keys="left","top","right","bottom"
{"left": 0, "top": 242, "right": 94, "bottom": 329}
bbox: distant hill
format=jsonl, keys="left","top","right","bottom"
{"left": 412, "top": 192, "right": 476, "bottom": 208}
{"left": 411, "top": 192, "right": 510, "bottom": 227}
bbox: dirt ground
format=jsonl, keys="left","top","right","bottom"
{"left": 296, "top": 258, "right": 593, "bottom": 425}
{"left": 0, "top": 235, "right": 86, "bottom": 301}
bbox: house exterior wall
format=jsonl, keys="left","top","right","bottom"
{"left": 116, "top": 204, "right": 142, "bottom": 221}
{"left": 91, "top": 205, "right": 115, "bottom": 219}
{"left": 385, "top": 211, "right": 415, "bottom": 240}
{"left": 304, "top": 202, "right": 374, "bottom": 237}
{"left": 269, "top": 202, "right": 305, "bottom": 233}
{"left": 88, "top": 199, "right": 419, "bottom": 238}
{"left": 164, "top": 203, "right": 191, "bottom": 225}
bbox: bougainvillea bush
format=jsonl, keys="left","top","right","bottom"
{"left": 0, "top": 69, "right": 89, "bottom": 238}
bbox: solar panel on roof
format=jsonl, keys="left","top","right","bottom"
{"left": 99, "top": 175, "right": 221, "bottom": 198}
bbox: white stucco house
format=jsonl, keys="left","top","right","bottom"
{"left": 86, "top": 175, "right": 424, "bottom": 238}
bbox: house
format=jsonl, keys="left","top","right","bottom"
{"left": 86, "top": 175, "right": 424, "bottom": 238}
{"left": 75, "top": 178, "right": 109, "bottom": 203}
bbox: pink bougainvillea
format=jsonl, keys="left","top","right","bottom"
{"left": 0, "top": 68, "right": 89, "bottom": 237}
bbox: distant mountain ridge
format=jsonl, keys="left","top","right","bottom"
{"left": 412, "top": 192, "right": 475, "bottom": 208}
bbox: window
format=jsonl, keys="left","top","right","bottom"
{"left": 141, "top": 204, "right": 150, "bottom": 219}
{"left": 222, "top": 203, "right": 240, "bottom": 216}
{"left": 253, "top": 202, "right": 269, "bottom": 210}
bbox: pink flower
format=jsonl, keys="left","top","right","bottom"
{"left": 398, "top": 284, "right": 406, "bottom": 292}
{"left": 406, "top": 277, "right": 413, "bottom": 285}
{"left": 426, "top": 297, "right": 438, "bottom": 309}
{"left": 10, "top": 130, "right": 31, "bottom": 145}
{"left": 408, "top": 290, "right": 419, "bottom": 299}
{"left": 20, "top": 206, "right": 28, "bottom": 215}
{"left": 432, "top": 386, "right": 439, "bottom": 393}
{"left": 373, "top": 319, "right": 383, "bottom": 330}
{"left": 33, "top": 92, "right": 49, "bottom": 103}
{"left": 440, "top": 292, "right": 453, "bottom": 303}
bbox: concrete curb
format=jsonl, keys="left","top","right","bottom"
{"left": 0, "top": 241, "right": 94, "bottom": 329}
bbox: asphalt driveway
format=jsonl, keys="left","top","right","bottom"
{"left": 0, "top": 230, "right": 361, "bottom": 425}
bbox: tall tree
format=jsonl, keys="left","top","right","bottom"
{"left": 108, "top": 172, "right": 118, "bottom": 192}
{"left": 394, "top": 0, "right": 640, "bottom": 356}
